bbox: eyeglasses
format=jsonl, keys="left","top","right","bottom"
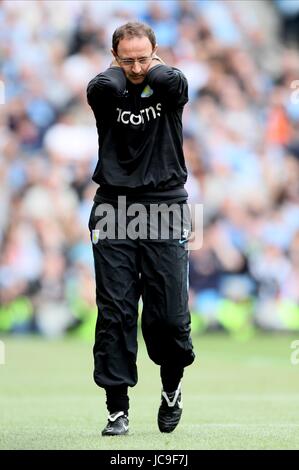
{"left": 116, "top": 55, "right": 153, "bottom": 67}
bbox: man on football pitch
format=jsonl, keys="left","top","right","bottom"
{"left": 87, "top": 21, "right": 195, "bottom": 436}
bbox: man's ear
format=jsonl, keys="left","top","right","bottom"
{"left": 111, "top": 48, "right": 117, "bottom": 58}
{"left": 153, "top": 44, "right": 158, "bottom": 55}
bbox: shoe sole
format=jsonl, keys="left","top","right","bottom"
{"left": 102, "top": 430, "right": 129, "bottom": 437}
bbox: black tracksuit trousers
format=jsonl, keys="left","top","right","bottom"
{"left": 89, "top": 199, "right": 195, "bottom": 401}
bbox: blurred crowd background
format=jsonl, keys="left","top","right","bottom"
{"left": 1, "top": 0, "right": 299, "bottom": 339}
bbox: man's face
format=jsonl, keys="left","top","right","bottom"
{"left": 112, "top": 36, "right": 157, "bottom": 85}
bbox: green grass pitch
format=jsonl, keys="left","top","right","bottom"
{"left": 0, "top": 332, "right": 299, "bottom": 450}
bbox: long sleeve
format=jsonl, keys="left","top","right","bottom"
{"left": 87, "top": 67, "right": 127, "bottom": 110}
{"left": 87, "top": 63, "right": 188, "bottom": 192}
{"left": 146, "top": 64, "right": 188, "bottom": 108}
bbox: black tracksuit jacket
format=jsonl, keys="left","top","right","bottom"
{"left": 86, "top": 64, "right": 189, "bottom": 201}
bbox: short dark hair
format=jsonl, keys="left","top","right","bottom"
{"left": 112, "top": 22, "right": 156, "bottom": 53}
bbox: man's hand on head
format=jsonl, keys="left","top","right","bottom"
{"left": 148, "top": 55, "right": 165, "bottom": 71}
{"left": 110, "top": 58, "right": 121, "bottom": 68}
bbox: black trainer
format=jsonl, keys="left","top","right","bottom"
{"left": 101, "top": 411, "right": 129, "bottom": 436}
{"left": 157, "top": 382, "right": 182, "bottom": 433}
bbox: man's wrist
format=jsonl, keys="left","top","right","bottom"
{"left": 110, "top": 59, "right": 120, "bottom": 68}
{"left": 148, "top": 55, "right": 165, "bottom": 70}
{"left": 152, "top": 55, "right": 165, "bottom": 64}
